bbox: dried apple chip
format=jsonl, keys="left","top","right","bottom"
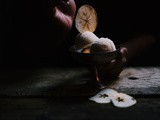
{"left": 75, "top": 5, "right": 98, "bottom": 33}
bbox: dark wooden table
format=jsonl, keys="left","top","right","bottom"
{"left": 0, "top": 67, "right": 160, "bottom": 120}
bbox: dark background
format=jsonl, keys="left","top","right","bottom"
{"left": 0, "top": 2, "right": 160, "bottom": 120}
{"left": 1, "top": 0, "right": 160, "bottom": 68}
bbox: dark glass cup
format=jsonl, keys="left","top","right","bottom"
{"left": 69, "top": 45, "right": 120, "bottom": 89}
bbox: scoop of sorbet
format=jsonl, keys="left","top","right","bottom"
{"left": 75, "top": 31, "right": 99, "bottom": 49}
{"left": 90, "top": 37, "right": 116, "bottom": 53}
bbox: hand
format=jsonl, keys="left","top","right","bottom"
{"left": 24, "top": 0, "right": 76, "bottom": 57}
{"left": 97, "top": 47, "right": 128, "bottom": 81}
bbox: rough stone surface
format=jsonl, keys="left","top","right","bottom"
{"left": 107, "top": 67, "right": 160, "bottom": 95}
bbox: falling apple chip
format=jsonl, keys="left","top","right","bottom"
{"left": 75, "top": 4, "right": 98, "bottom": 33}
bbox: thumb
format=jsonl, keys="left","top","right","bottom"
{"left": 119, "top": 47, "right": 128, "bottom": 58}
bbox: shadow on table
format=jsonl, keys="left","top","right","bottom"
{"left": 0, "top": 68, "right": 99, "bottom": 98}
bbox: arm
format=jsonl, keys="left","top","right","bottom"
{"left": 120, "top": 34, "right": 156, "bottom": 63}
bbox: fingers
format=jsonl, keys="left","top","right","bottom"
{"left": 54, "top": 0, "right": 76, "bottom": 18}
{"left": 51, "top": 0, "right": 76, "bottom": 32}
{"left": 118, "top": 47, "right": 128, "bottom": 66}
